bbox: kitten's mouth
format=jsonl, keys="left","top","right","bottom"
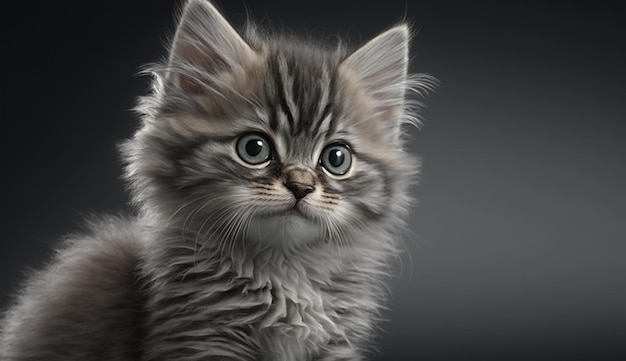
{"left": 287, "top": 206, "right": 306, "bottom": 217}
{"left": 257, "top": 199, "right": 314, "bottom": 221}
{"left": 281, "top": 201, "right": 310, "bottom": 219}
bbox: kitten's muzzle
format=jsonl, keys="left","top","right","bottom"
{"left": 283, "top": 167, "right": 316, "bottom": 200}
{"left": 284, "top": 181, "right": 314, "bottom": 200}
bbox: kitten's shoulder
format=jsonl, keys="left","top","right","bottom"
{"left": 1, "top": 215, "right": 145, "bottom": 361}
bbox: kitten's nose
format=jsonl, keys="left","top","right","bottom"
{"left": 283, "top": 167, "right": 316, "bottom": 200}
{"left": 284, "top": 182, "right": 315, "bottom": 200}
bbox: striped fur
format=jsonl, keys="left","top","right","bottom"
{"left": 1, "top": 1, "right": 434, "bottom": 360}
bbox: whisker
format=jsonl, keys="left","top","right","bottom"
{"left": 166, "top": 193, "right": 212, "bottom": 223}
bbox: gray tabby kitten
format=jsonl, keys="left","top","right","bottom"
{"left": 1, "top": 0, "right": 434, "bottom": 360}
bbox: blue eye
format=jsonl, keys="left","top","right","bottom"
{"left": 320, "top": 144, "right": 352, "bottom": 175}
{"left": 236, "top": 133, "right": 272, "bottom": 165}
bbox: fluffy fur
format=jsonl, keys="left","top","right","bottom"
{"left": 1, "top": 1, "right": 435, "bottom": 360}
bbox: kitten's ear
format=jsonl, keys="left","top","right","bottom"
{"left": 168, "top": 0, "right": 255, "bottom": 93}
{"left": 340, "top": 25, "right": 410, "bottom": 133}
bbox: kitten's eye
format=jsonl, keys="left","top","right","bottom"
{"left": 320, "top": 144, "right": 352, "bottom": 176}
{"left": 236, "top": 133, "right": 272, "bottom": 166}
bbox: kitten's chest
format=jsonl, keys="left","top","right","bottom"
{"left": 244, "top": 271, "right": 344, "bottom": 360}
{"left": 145, "top": 259, "right": 351, "bottom": 360}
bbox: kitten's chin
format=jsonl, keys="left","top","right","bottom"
{"left": 247, "top": 210, "right": 322, "bottom": 247}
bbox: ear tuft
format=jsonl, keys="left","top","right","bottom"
{"left": 340, "top": 25, "right": 410, "bottom": 129}
{"left": 168, "top": 0, "right": 254, "bottom": 93}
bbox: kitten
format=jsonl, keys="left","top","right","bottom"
{"left": 0, "top": 0, "right": 434, "bottom": 360}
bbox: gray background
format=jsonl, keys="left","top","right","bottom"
{"left": 2, "top": 1, "right": 624, "bottom": 360}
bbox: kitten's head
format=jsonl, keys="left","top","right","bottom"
{"left": 122, "top": 0, "right": 434, "bottom": 254}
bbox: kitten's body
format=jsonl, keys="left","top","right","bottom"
{"left": 1, "top": 1, "right": 433, "bottom": 360}
{"left": 1, "top": 218, "right": 144, "bottom": 360}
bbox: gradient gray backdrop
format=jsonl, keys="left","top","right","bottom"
{"left": 2, "top": 1, "right": 624, "bottom": 360}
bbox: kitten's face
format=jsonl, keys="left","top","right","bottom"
{"left": 124, "top": 0, "right": 426, "bottom": 251}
